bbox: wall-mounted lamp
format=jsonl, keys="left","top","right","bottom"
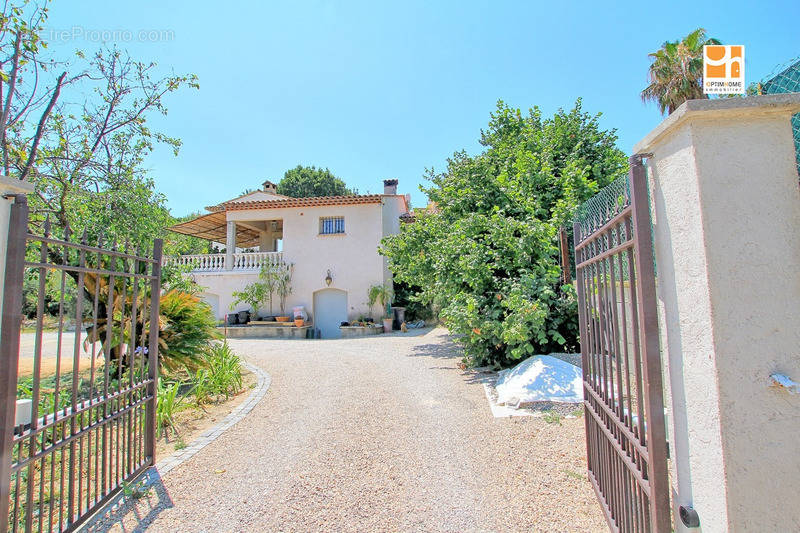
{"left": 325, "top": 269, "right": 333, "bottom": 286}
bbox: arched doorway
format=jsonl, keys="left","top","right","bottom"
{"left": 313, "top": 289, "right": 348, "bottom": 339}
{"left": 199, "top": 292, "right": 221, "bottom": 321}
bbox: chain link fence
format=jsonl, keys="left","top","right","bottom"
{"left": 570, "top": 57, "right": 800, "bottom": 270}
{"left": 761, "top": 57, "right": 800, "bottom": 176}
{"left": 573, "top": 169, "right": 659, "bottom": 278}
{"left": 573, "top": 174, "right": 630, "bottom": 238}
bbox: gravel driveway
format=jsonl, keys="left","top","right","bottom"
{"left": 96, "top": 328, "right": 604, "bottom": 532}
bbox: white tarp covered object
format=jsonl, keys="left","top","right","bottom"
{"left": 495, "top": 355, "right": 582, "bottom": 407}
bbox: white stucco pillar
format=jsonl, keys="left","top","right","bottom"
{"left": 0, "top": 177, "right": 34, "bottom": 333}
{"left": 225, "top": 220, "right": 236, "bottom": 270}
{"left": 634, "top": 94, "right": 800, "bottom": 532}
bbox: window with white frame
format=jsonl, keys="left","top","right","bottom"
{"left": 319, "top": 216, "right": 345, "bottom": 235}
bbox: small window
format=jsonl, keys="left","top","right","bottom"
{"left": 319, "top": 216, "right": 345, "bottom": 235}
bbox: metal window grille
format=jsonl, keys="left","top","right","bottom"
{"left": 320, "top": 217, "right": 345, "bottom": 235}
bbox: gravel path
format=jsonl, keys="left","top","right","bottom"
{"left": 97, "top": 328, "right": 604, "bottom": 532}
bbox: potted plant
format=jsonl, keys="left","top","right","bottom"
{"left": 230, "top": 283, "right": 265, "bottom": 324}
{"left": 258, "top": 263, "right": 279, "bottom": 318}
{"left": 382, "top": 312, "right": 393, "bottom": 333}
{"left": 368, "top": 283, "right": 394, "bottom": 333}
{"left": 276, "top": 263, "right": 294, "bottom": 322}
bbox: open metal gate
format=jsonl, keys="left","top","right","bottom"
{"left": 0, "top": 195, "right": 162, "bottom": 532}
{"left": 573, "top": 156, "right": 670, "bottom": 532}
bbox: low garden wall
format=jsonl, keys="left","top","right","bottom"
{"left": 340, "top": 325, "right": 383, "bottom": 338}
{"left": 222, "top": 324, "right": 312, "bottom": 339}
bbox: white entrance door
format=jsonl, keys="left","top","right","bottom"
{"left": 199, "top": 293, "right": 221, "bottom": 321}
{"left": 313, "top": 289, "right": 348, "bottom": 339}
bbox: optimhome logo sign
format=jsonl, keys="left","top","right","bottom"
{"left": 703, "top": 45, "right": 745, "bottom": 94}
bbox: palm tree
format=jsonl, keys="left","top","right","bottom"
{"left": 641, "top": 28, "right": 721, "bottom": 115}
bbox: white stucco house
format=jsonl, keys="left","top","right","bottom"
{"left": 166, "top": 179, "right": 409, "bottom": 338}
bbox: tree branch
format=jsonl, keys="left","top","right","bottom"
{"left": 19, "top": 70, "right": 67, "bottom": 181}
{"left": 1, "top": 30, "right": 22, "bottom": 174}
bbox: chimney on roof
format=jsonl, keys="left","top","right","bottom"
{"left": 383, "top": 179, "right": 398, "bottom": 195}
{"left": 262, "top": 180, "right": 277, "bottom": 194}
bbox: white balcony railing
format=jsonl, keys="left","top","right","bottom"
{"left": 164, "top": 252, "right": 284, "bottom": 272}
{"left": 231, "top": 252, "right": 284, "bottom": 270}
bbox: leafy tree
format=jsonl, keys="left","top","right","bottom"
{"left": 28, "top": 46, "right": 199, "bottom": 249}
{"left": 392, "top": 280, "right": 433, "bottom": 322}
{"left": 641, "top": 28, "right": 721, "bottom": 115}
{"left": 381, "top": 100, "right": 627, "bottom": 367}
{"left": 163, "top": 212, "right": 212, "bottom": 256}
{"left": 276, "top": 165, "right": 354, "bottom": 197}
{"left": 0, "top": 0, "right": 72, "bottom": 181}
{"left": 1, "top": 3, "right": 200, "bottom": 250}
{"left": 4, "top": 2, "right": 210, "bottom": 367}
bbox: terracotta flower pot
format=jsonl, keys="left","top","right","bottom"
{"left": 275, "top": 316, "right": 290, "bottom": 322}
{"left": 383, "top": 318, "right": 393, "bottom": 333}
{"left": 294, "top": 318, "right": 304, "bottom": 327}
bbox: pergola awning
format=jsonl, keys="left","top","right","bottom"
{"left": 167, "top": 212, "right": 262, "bottom": 248}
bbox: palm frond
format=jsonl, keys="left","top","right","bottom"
{"left": 642, "top": 27, "right": 721, "bottom": 115}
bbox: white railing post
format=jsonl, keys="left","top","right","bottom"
{"left": 162, "top": 252, "right": 285, "bottom": 273}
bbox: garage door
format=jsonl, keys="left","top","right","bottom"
{"left": 313, "top": 289, "right": 348, "bottom": 339}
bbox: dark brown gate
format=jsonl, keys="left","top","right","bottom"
{"left": 573, "top": 156, "right": 670, "bottom": 532}
{"left": 0, "top": 195, "right": 162, "bottom": 533}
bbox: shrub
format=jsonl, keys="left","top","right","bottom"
{"left": 191, "top": 368, "right": 213, "bottom": 406}
{"left": 231, "top": 262, "right": 290, "bottom": 316}
{"left": 381, "top": 100, "right": 626, "bottom": 367}
{"left": 192, "top": 342, "right": 244, "bottom": 405}
{"left": 161, "top": 262, "right": 202, "bottom": 295}
{"left": 205, "top": 342, "right": 244, "bottom": 399}
{"left": 158, "top": 290, "right": 222, "bottom": 372}
{"left": 393, "top": 281, "right": 433, "bottom": 322}
{"left": 276, "top": 265, "right": 293, "bottom": 316}
{"left": 230, "top": 282, "right": 267, "bottom": 315}
{"left": 156, "top": 381, "right": 187, "bottom": 438}
{"left": 82, "top": 281, "right": 220, "bottom": 372}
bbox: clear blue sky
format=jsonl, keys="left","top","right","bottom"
{"left": 45, "top": 0, "right": 800, "bottom": 216}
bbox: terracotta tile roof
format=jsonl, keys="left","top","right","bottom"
{"left": 169, "top": 194, "right": 409, "bottom": 243}
{"left": 207, "top": 194, "right": 386, "bottom": 212}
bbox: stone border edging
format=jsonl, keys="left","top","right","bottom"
{"left": 156, "top": 361, "right": 270, "bottom": 474}
{"left": 78, "top": 361, "right": 271, "bottom": 531}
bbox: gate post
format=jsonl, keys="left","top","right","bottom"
{"left": 0, "top": 195, "right": 28, "bottom": 533}
{"left": 0, "top": 178, "right": 33, "bottom": 332}
{"left": 144, "top": 239, "right": 163, "bottom": 464}
{"left": 634, "top": 94, "right": 800, "bottom": 531}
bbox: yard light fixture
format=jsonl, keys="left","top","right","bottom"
{"left": 325, "top": 269, "right": 333, "bottom": 286}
